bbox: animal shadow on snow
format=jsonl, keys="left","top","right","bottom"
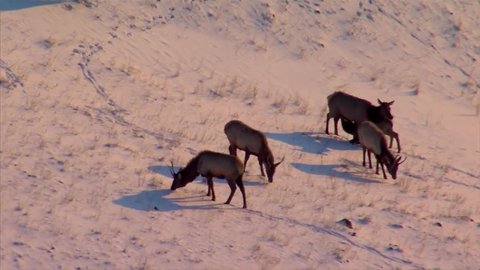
{"left": 292, "top": 161, "right": 379, "bottom": 184}
{"left": 113, "top": 189, "right": 229, "bottom": 212}
{"left": 148, "top": 164, "right": 265, "bottom": 187}
{"left": 148, "top": 165, "right": 178, "bottom": 178}
{"left": 266, "top": 132, "right": 357, "bottom": 155}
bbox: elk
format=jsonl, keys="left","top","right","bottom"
{"left": 170, "top": 150, "right": 247, "bottom": 208}
{"left": 357, "top": 121, "right": 406, "bottom": 179}
{"left": 341, "top": 117, "right": 401, "bottom": 153}
{"left": 224, "top": 120, "right": 284, "bottom": 182}
{"left": 325, "top": 91, "right": 394, "bottom": 136}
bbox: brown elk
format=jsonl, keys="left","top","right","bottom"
{"left": 341, "top": 117, "right": 401, "bottom": 153}
{"left": 357, "top": 121, "right": 405, "bottom": 179}
{"left": 224, "top": 120, "right": 284, "bottom": 182}
{"left": 326, "top": 91, "right": 394, "bottom": 136}
{"left": 170, "top": 150, "right": 247, "bottom": 208}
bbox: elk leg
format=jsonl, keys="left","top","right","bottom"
{"left": 225, "top": 180, "right": 237, "bottom": 206}
{"left": 207, "top": 176, "right": 215, "bottom": 201}
{"left": 333, "top": 117, "right": 339, "bottom": 135}
{"left": 362, "top": 147, "right": 367, "bottom": 167}
{"left": 389, "top": 136, "right": 393, "bottom": 148}
{"left": 325, "top": 113, "right": 331, "bottom": 134}
{"left": 258, "top": 158, "right": 265, "bottom": 176}
{"left": 244, "top": 151, "right": 251, "bottom": 168}
{"left": 375, "top": 156, "right": 380, "bottom": 174}
{"left": 236, "top": 176, "right": 247, "bottom": 209}
{"left": 395, "top": 133, "right": 401, "bottom": 153}
{"left": 380, "top": 163, "right": 387, "bottom": 179}
{"left": 228, "top": 145, "right": 237, "bottom": 156}
{"left": 367, "top": 150, "right": 373, "bottom": 169}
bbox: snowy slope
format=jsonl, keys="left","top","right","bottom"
{"left": 1, "top": 0, "right": 479, "bottom": 269}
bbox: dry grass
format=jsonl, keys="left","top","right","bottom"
{"left": 272, "top": 97, "right": 287, "bottom": 113}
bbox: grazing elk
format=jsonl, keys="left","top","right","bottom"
{"left": 341, "top": 117, "right": 401, "bottom": 153}
{"left": 357, "top": 121, "right": 406, "bottom": 180}
{"left": 224, "top": 120, "right": 284, "bottom": 182}
{"left": 325, "top": 91, "right": 394, "bottom": 136}
{"left": 170, "top": 150, "right": 247, "bottom": 208}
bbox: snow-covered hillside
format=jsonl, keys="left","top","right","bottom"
{"left": 1, "top": 0, "right": 479, "bottom": 269}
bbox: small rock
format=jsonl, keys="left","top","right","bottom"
{"left": 358, "top": 217, "right": 371, "bottom": 225}
{"left": 460, "top": 216, "right": 474, "bottom": 222}
{"left": 63, "top": 4, "right": 73, "bottom": 10}
{"left": 389, "top": 224, "right": 403, "bottom": 229}
{"left": 386, "top": 244, "right": 402, "bottom": 253}
{"left": 337, "top": 218, "right": 353, "bottom": 229}
{"left": 434, "top": 222, "right": 442, "bottom": 227}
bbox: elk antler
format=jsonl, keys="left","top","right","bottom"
{"left": 169, "top": 161, "right": 176, "bottom": 176}
{"left": 396, "top": 156, "right": 407, "bottom": 165}
{"left": 398, "top": 157, "right": 407, "bottom": 165}
{"left": 274, "top": 156, "right": 285, "bottom": 167}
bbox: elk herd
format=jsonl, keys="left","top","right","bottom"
{"left": 169, "top": 91, "right": 406, "bottom": 209}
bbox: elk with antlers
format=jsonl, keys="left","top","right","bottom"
{"left": 357, "top": 121, "right": 406, "bottom": 179}
{"left": 170, "top": 150, "right": 247, "bottom": 208}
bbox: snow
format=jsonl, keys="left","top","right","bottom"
{"left": 1, "top": 0, "right": 479, "bottom": 269}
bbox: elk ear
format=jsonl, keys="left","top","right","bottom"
{"left": 377, "top": 98, "right": 382, "bottom": 105}
{"left": 387, "top": 100, "right": 395, "bottom": 106}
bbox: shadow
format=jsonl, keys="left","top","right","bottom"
{"left": 113, "top": 189, "right": 226, "bottom": 212}
{"left": 292, "top": 162, "right": 378, "bottom": 184}
{"left": 241, "top": 178, "right": 267, "bottom": 186}
{"left": 148, "top": 165, "right": 177, "bottom": 178}
{"left": 0, "top": 0, "right": 68, "bottom": 11}
{"left": 266, "top": 132, "right": 357, "bottom": 155}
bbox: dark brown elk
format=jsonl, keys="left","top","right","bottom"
{"left": 170, "top": 150, "right": 247, "bottom": 208}
{"left": 357, "top": 121, "right": 406, "bottom": 179}
{"left": 224, "top": 120, "right": 284, "bottom": 182}
{"left": 326, "top": 91, "right": 394, "bottom": 136}
{"left": 341, "top": 117, "right": 401, "bottom": 153}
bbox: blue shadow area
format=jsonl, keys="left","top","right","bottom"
{"left": 266, "top": 132, "right": 357, "bottom": 155}
{"left": 113, "top": 189, "right": 225, "bottom": 212}
{"left": 0, "top": 0, "right": 69, "bottom": 11}
{"left": 148, "top": 165, "right": 178, "bottom": 178}
{"left": 292, "top": 162, "right": 378, "bottom": 183}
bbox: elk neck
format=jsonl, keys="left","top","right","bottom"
{"left": 180, "top": 155, "right": 201, "bottom": 183}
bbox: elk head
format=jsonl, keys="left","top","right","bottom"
{"left": 265, "top": 155, "right": 285, "bottom": 183}
{"left": 169, "top": 162, "right": 186, "bottom": 190}
{"left": 385, "top": 155, "right": 406, "bottom": 180}
{"left": 377, "top": 99, "right": 395, "bottom": 120}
